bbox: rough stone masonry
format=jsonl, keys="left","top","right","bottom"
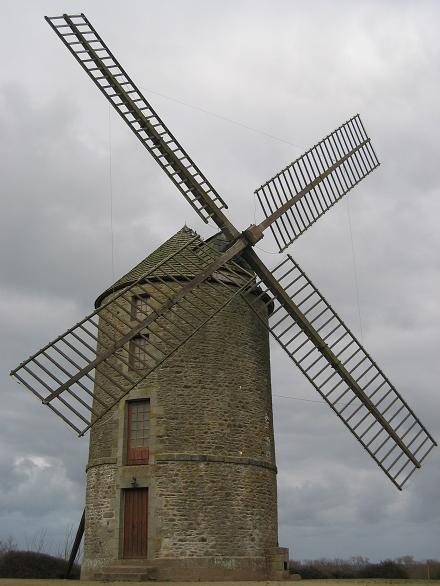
{"left": 81, "top": 227, "right": 289, "bottom": 581}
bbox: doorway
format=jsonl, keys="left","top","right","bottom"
{"left": 122, "top": 487, "right": 148, "bottom": 558}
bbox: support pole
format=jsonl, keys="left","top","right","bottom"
{"left": 64, "top": 508, "right": 85, "bottom": 579}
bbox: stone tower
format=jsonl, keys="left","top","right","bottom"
{"left": 81, "top": 226, "right": 289, "bottom": 581}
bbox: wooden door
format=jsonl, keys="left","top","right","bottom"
{"left": 123, "top": 488, "right": 148, "bottom": 558}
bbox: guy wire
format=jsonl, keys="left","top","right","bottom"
{"left": 108, "top": 104, "right": 116, "bottom": 285}
{"left": 346, "top": 199, "right": 364, "bottom": 342}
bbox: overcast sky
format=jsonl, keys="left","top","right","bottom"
{"left": 1, "top": 0, "right": 439, "bottom": 562}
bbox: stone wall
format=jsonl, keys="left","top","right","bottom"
{"left": 82, "top": 463, "right": 118, "bottom": 577}
{"left": 154, "top": 461, "right": 277, "bottom": 559}
{"left": 81, "top": 277, "right": 287, "bottom": 581}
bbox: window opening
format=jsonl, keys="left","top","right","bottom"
{"left": 130, "top": 294, "right": 152, "bottom": 371}
{"left": 130, "top": 335, "right": 150, "bottom": 371}
{"left": 126, "top": 399, "right": 150, "bottom": 465}
{"left": 132, "top": 293, "right": 151, "bottom": 321}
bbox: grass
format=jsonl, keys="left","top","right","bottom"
{"left": 0, "top": 578, "right": 440, "bottom": 586}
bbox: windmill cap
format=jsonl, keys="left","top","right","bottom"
{"left": 95, "top": 226, "right": 204, "bottom": 308}
{"left": 95, "top": 226, "right": 273, "bottom": 314}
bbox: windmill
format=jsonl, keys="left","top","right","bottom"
{"left": 11, "top": 13, "right": 436, "bottom": 581}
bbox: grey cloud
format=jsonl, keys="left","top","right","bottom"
{"left": 0, "top": 455, "right": 81, "bottom": 516}
{"left": 1, "top": 0, "right": 439, "bottom": 561}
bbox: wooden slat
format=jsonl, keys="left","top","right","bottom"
{"left": 243, "top": 251, "right": 437, "bottom": 489}
{"left": 255, "top": 114, "right": 380, "bottom": 251}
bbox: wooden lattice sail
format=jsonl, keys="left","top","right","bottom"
{"left": 11, "top": 12, "right": 436, "bottom": 503}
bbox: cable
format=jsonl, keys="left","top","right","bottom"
{"left": 346, "top": 199, "right": 364, "bottom": 342}
{"left": 143, "top": 86, "right": 304, "bottom": 150}
{"left": 273, "top": 393, "right": 348, "bottom": 405}
{"left": 142, "top": 86, "right": 305, "bottom": 253}
{"left": 274, "top": 393, "right": 328, "bottom": 404}
{"left": 107, "top": 105, "right": 118, "bottom": 345}
{"left": 254, "top": 244, "right": 282, "bottom": 255}
{"left": 108, "top": 105, "right": 116, "bottom": 284}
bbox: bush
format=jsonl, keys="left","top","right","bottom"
{"left": 0, "top": 537, "right": 17, "bottom": 555}
{"left": 427, "top": 560, "right": 440, "bottom": 580}
{"left": 289, "top": 556, "right": 420, "bottom": 579}
{"left": 0, "top": 550, "right": 80, "bottom": 579}
{"left": 359, "top": 559, "right": 409, "bottom": 579}
{"left": 290, "top": 558, "right": 362, "bottom": 579}
{"left": 290, "top": 562, "right": 327, "bottom": 579}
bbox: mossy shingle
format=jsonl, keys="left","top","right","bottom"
{"left": 96, "top": 226, "right": 210, "bottom": 308}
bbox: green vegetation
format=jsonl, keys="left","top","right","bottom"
{"left": 0, "top": 551, "right": 79, "bottom": 580}
{"left": 0, "top": 537, "right": 79, "bottom": 580}
{"left": 289, "top": 557, "right": 440, "bottom": 580}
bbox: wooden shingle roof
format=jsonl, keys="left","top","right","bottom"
{"left": 95, "top": 226, "right": 204, "bottom": 308}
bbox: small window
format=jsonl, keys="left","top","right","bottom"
{"left": 130, "top": 295, "right": 152, "bottom": 371}
{"left": 132, "top": 294, "right": 151, "bottom": 322}
{"left": 126, "top": 400, "right": 150, "bottom": 465}
{"left": 130, "top": 335, "right": 150, "bottom": 371}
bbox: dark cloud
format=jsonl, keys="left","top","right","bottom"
{"left": 1, "top": 0, "right": 439, "bottom": 560}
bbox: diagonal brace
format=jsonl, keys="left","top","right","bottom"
{"left": 43, "top": 237, "right": 248, "bottom": 404}
{"left": 56, "top": 14, "right": 238, "bottom": 241}
{"left": 243, "top": 247, "right": 421, "bottom": 469}
{"left": 249, "top": 138, "right": 371, "bottom": 242}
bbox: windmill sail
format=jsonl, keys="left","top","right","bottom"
{"left": 11, "top": 235, "right": 255, "bottom": 436}
{"left": 244, "top": 254, "right": 436, "bottom": 489}
{"left": 255, "top": 115, "right": 380, "bottom": 252}
{"left": 10, "top": 12, "right": 434, "bottom": 491}
{"left": 45, "top": 14, "right": 235, "bottom": 237}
